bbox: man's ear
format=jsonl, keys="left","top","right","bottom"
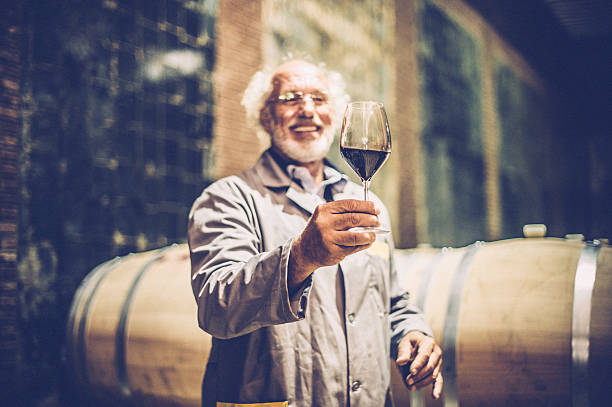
{"left": 260, "top": 104, "right": 274, "bottom": 135}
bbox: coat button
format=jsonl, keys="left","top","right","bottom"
{"left": 347, "top": 313, "right": 355, "bottom": 323}
{"left": 351, "top": 380, "right": 361, "bottom": 391}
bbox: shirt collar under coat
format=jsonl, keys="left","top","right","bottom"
{"left": 253, "top": 149, "right": 349, "bottom": 214}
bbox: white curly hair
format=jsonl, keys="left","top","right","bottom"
{"left": 241, "top": 58, "right": 350, "bottom": 143}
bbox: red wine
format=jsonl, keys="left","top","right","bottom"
{"left": 340, "top": 146, "right": 390, "bottom": 181}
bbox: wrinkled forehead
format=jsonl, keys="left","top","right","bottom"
{"left": 271, "top": 63, "right": 329, "bottom": 94}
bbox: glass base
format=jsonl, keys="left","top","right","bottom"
{"left": 349, "top": 226, "right": 390, "bottom": 235}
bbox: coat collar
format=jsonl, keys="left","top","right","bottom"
{"left": 253, "top": 149, "right": 348, "bottom": 214}
{"left": 253, "top": 149, "right": 293, "bottom": 189}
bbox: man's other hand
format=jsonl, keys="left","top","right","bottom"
{"left": 396, "top": 331, "right": 443, "bottom": 399}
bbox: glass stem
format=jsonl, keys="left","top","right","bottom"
{"left": 363, "top": 180, "right": 370, "bottom": 201}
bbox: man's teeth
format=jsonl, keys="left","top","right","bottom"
{"left": 293, "top": 126, "right": 318, "bottom": 132}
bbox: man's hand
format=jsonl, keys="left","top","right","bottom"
{"left": 288, "top": 199, "right": 380, "bottom": 289}
{"left": 396, "top": 331, "right": 443, "bottom": 399}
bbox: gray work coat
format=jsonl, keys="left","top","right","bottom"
{"left": 188, "top": 150, "right": 432, "bottom": 407}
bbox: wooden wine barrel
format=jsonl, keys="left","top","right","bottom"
{"left": 67, "top": 238, "right": 611, "bottom": 407}
{"left": 391, "top": 238, "right": 612, "bottom": 407}
{"left": 66, "top": 244, "right": 211, "bottom": 407}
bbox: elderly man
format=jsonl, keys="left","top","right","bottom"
{"left": 188, "top": 60, "right": 442, "bottom": 407}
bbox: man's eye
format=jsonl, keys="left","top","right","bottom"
{"left": 277, "top": 91, "right": 327, "bottom": 105}
{"left": 280, "top": 92, "right": 299, "bottom": 104}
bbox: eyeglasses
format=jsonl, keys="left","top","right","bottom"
{"left": 272, "top": 91, "right": 329, "bottom": 106}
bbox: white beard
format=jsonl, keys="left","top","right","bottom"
{"left": 271, "top": 128, "right": 335, "bottom": 163}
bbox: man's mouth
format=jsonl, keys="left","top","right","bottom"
{"left": 290, "top": 124, "right": 321, "bottom": 133}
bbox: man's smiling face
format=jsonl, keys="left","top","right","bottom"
{"left": 261, "top": 61, "right": 334, "bottom": 164}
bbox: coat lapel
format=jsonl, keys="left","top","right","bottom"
{"left": 286, "top": 186, "right": 322, "bottom": 215}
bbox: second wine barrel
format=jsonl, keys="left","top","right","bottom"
{"left": 391, "top": 238, "right": 612, "bottom": 407}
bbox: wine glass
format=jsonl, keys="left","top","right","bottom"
{"left": 340, "top": 101, "right": 391, "bottom": 234}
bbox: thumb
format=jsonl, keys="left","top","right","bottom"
{"left": 396, "top": 335, "right": 415, "bottom": 366}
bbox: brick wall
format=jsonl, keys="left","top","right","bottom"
{"left": 0, "top": 3, "right": 22, "bottom": 399}
{"left": 212, "top": 0, "right": 264, "bottom": 179}
{"left": 394, "top": 0, "right": 424, "bottom": 248}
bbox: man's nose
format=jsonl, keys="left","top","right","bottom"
{"left": 298, "top": 98, "right": 316, "bottom": 117}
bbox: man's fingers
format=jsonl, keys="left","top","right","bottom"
{"left": 411, "top": 344, "right": 442, "bottom": 382}
{"left": 396, "top": 336, "right": 415, "bottom": 366}
{"left": 407, "top": 375, "right": 434, "bottom": 391}
{"left": 432, "top": 372, "right": 443, "bottom": 399}
{"left": 431, "top": 356, "right": 442, "bottom": 379}
{"left": 326, "top": 199, "right": 380, "bottom": 215}
{"left": 398, "top": 332, "right": 444, "bottom": 397}
{"left": 333, "top": 213, "right": 380, "bottom": 230}
{"left": 408, "top": 338, "right": 435, "bottom": 375}
{"left": 333, "top": 230, "right": 376, "bottom": 247}
{"left": 407, "top": 359, "right": 442, "bottom": 391}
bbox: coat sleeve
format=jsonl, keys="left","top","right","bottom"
{"left": 187, "top": 177, "right": 312, "bottom": 339}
